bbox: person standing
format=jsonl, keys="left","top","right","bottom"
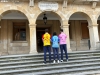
{"left": 42, "top": 29, "right": 51, "bottom": 64}
{"left": 59, "top": 29, "right": 68, "bottom": 62}
{"left": 51, "top": 32, "right": 60, "bottom": 63}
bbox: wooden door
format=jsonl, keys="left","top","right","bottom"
{"left": 81, "top": 22, "right": 89, "bottom": 39}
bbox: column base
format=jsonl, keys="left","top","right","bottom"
{"left": 67, "top": 48, "right": 72, "bottom": 52}
{"left": 90, "top": 47, "right": 97, "bottom": 50}
{"left": 29, "top": 50, "right": 38, "bottom": 54}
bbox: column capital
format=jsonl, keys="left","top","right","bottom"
{"left": 62, "top": 20, "right": 69, "bottom": 24}
{"left": 63, "top": 24, "right": 70, "bottom": 26}
{"left": 61, "top": 24, "right": 69, "bottom": 28}
{"left": 29, "top": 24, "right": 36, "bottom": 28}
{"left": 88, "top": 24, "right": 98, "bottom": 28}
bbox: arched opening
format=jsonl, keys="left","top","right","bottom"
{"left": 0, "top": 10, "right": 30, "bottom": 55}
{"left": 68, "top": 12, "right": 91, "bottom": 51}
{"left": 36, "top": 11, "right": 62, "bottom": 53}
{"left": 97, "top": 16, "right": 100, "bottom": 40}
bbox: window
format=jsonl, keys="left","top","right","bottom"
{"left": 81, "top": 22, "right": 89, "bottom": 39}
{"left": 13, "top": 22, "right": 26, "bottom": 41}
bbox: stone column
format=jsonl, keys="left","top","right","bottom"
{"left": 29, "top": 24, "right": 37, "bottom": 54}
{"left": 88, "top": 24, "right": 99, "bottom": 50}
{"left": 62, "top": 24, "right": 72, "bottom": 52}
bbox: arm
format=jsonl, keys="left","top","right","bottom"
{"left": 58, "top": 38, "right": 60, "bottom": 43}
{"left": 58, "top": 34, "right": 60, "bottom": 39}
{"left": 42, "top": 34, "right": 44, "bottom": 42}
{"left": 50, "top": 34, "right": 52, "bottom": 42}
{"left": 51, "top": 37, "right": 53, "bottom": 42}
{"left": 65, "top": 34, "right": 67, "bottom": 38}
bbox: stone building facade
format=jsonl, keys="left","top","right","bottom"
{"left": 0, "top": 0, "right": 100, "bottom": 55}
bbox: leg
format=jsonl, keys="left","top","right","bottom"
{"left": 43, "top": 46, "right": 47, "bottom": 63}
{"left": 48, "top": 46, "right": 51, "bottom": 62}
{"left": 63, "top": 44, "right": 68, "bottom": 60}
{"left": 53, "top": 48, "right": 56, "bottom": 60}
{"left": 56, "top": 48, "right": 59, "bottom": 60}
{"left": 60, "top": 45, "right": 63, "bottom": 61}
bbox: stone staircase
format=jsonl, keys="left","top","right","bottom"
{"left": 0, "top": 50, "right": 100, "bottom": 75}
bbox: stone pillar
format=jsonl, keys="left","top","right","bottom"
{"left": 29, "top": 24, "right": 37, "bottom": 54}
{"left": 88, "top": 24, "right": 99, "bottom": 50}
{"left": 62, "top": 24, "right": 72, "bottom": 52}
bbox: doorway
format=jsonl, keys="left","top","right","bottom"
{"left": 36, "top": 27, "right": 51, "bottom": 52}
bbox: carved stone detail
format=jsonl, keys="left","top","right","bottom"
{"left": 29, "top": 0, "right": 34, "bottom": 7}
{"left": 92, "top": 1, "right": 97, "bottom": 9}
{"left": 38, "top": 1, "right": 59, "bottom": 11}
{"left": 63, "top": 0, "right": 67, "bottom": 8}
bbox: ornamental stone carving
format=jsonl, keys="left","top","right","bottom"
{"left": 29, "top": 0, "right": 34, "bottom": 7}
{"left": 38, "top": 1, "right": 59, "bottom": 11}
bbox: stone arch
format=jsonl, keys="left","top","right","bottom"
{"left": 96, "top": 12, "right": 100, "bottom": 25}
{"left": 68, "top": 11, "right": 93, "bottom": 26}
{"left": 35, "top": 11, "right": 63, "bottom": 52}
{"left": 0, "top": 6, "right": 31, "bottom": 24}
{"left": 96, "top": 12, "right": 100, "bottom": 42}
{"left": 67, "top": 11, "right": 93, "bottom": 51}
{"left": 35, "top": 11, "right": 65, "bottom": 26}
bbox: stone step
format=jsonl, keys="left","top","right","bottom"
{"left": 0, "top": 50, "right": 100, "bottom": 75}
{"left": 0, "top": 55, "right": 100, "bottom": 63}
{"left": 12, "top": 70, "right": 100, "bottom": 75}
{"left": 0, "top": 58, "right": 100, "bottom": 67}
{"left": 1, "top": 63, "right": 100, "bottom": 75}
{"left": 33, "top": 66, "right": 100, "bottom": 75}
{"left": 0, "top": 61, "right": 100, "bottom": 71}
{"left": 0, "top": 50, "right": 99, "bottom": 59}
{"left": 0, "top": 52, "right": 100, "bottom": 61}
{"left": 65, "top": 70, "right": 100, "bottom": 75}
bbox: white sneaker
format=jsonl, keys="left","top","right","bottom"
{"left": 61, "top": 60, "right": 63, "bottom": 62}
{"left": 67, "top": 59, "right": 68, "bottom": 62}
{"left": 57, "top": 60, "right": 60, "bottom": 63}
{"left": 53, "top": 60, "right": 56, "bottom": 63}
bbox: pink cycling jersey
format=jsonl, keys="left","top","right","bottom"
{"left": 59, "top": 32, "right": 67, "bottom": 45}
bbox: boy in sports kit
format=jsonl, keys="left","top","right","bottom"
{"left": 51, "top": 32, "right": 60, "bottom": 63}
{"left": 59, "top": 29, "right": 68, "bottom": 62}
{"left": 42, "top": 29, "right": 51, "bottom": 64}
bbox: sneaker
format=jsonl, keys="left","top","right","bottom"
{"left": 53, "top": 60, "right": 56, "bottom": 63}
{"left": 49, "top": 61, "right": 52, "bottom": 63}
{"left": 57, "top": 60, "right": 60, "bottom": 63}
{"left": 43, "top": 62, "right": 46, "bottom": 64}
{"left": 67, "top": 59, "right": 68, "bottom": 62}
{"left": 60, "top": 60, "right": 63, "bottom": 62}
{"left": 43, "top": 61, "right": 46, "bottom": 64}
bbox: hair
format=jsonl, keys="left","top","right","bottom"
{"left": 45, "top": 29, "right": 48, "bottom": 33}
{"left": 53, "top": 32, "right": 57, "bottom": 36}
{"left": 60, "top": 29, "right": 63, "bottom": 32}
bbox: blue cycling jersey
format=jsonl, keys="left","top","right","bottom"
{"left": 51, "top": 36, "right": 59, "bottom": 48}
